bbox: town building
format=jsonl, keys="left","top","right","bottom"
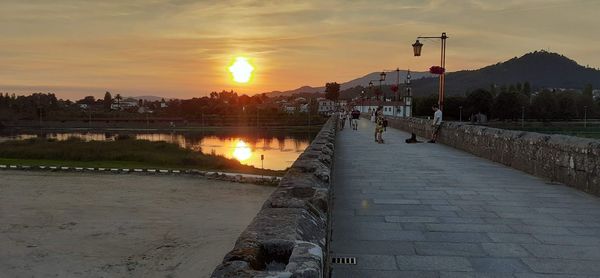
{"left": 317, "top": 99, "right": 336, "bottom": 115}
{"left": 353, "top": 100, "right": 411, "bottom": 117}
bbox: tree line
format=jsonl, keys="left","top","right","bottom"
{"left": 412, "top": 83, "right": 598, "bottom": 121}
{"left": 0, "top": 90, "right": 326, "bottom": 126}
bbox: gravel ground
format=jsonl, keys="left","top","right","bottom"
{"left": 0, "top": 170, "right": 274, "bottom": 278}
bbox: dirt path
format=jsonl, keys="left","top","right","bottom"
{"left": 0, "top": 171, "right": 274, "bottom": 278}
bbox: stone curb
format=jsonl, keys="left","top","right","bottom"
{"left": 0, "top": 164, "right": 281, "bottom": 185}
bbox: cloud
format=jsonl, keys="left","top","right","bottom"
{"left": 0, "top": 0, "right": 599, "bottom": 99}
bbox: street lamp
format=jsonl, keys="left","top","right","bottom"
{"left": 459, "top": 106, "right": 463, "bottom": 122}
{"left": 584, "top": 106, "right": 588, "bottom": 128}
{"left": 521, "top": 106, "right": 525, "bottom": 128}
{"left": 379, "top": 71, "right": 386, "bottom": 101}
{"left": 404, "top": 70, "right": 412, "bottom": 118}
{"left": 360, "top": 90, "right": 366, "bottom": 112}
{"left": 412, "top": 40, "right": 423, "bottom": 56}
{"left": 412, "top": 32, "right": 448, "bottom": 111}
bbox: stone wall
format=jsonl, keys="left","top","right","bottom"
{"left": 387, "top": 117, "right": 600, "bottom": 196}
{"left": 211, "top": 116, "right": 337, "bottom": 278}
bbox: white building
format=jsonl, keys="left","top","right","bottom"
{"left": 284, "top": 106, "right": 296, "bottom": 114}
{"left": 354, "top": 100, "right": 411, "bottom": 118}
{"left": 318, "top": 99, "right": 336, "bottom": 114}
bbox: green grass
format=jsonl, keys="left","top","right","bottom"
{"left": 0, "top": 137, "right": 284, "bottom": 176}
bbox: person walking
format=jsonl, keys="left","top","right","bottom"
{"left": 429, "top": 104, "right": 442, "bottom": 143}
{"left": 339, "top": 110, "right": 347, "bottom": 130}
{"left": 374, "top": 106, "right": 383, "bottom": 143}
{"left": 350, "top": 109, "right": 360, "bottom": 130}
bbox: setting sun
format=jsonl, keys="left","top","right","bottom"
{"left": 232, "top": 140, "right": 252, "bottom": 161}
{"left": 228, "top": 57, "right": 254, "bottom": 83}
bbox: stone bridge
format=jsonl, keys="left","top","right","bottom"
{"left": 212, "top": 117, "right": 600, "bottom": 277}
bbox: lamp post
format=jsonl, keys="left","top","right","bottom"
{"left": 459, "top": 106, "right": 463, "bottom": 122}
{"left": 584, "top": 106, "right": 588, "bottom": 128}
{"left": 412, "top": 32, "right": 448, "bottom": 111}
{"left": 521, "top": 106, "right": 525, "bottom": 128}
{"left": 360, "top": 90, "right": 366, "bottom": 113}
{"left": 404, "top": 70, "right": 412, "bottom": 118}
{"left": 379, "top": 71, "right": 386, "bottom": 101}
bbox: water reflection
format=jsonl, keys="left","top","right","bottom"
{"left": 0, "top": 131, "right": 313, "bottom": 170}
{"left": 232, "top": 140, "right": 252, "bottom": 162}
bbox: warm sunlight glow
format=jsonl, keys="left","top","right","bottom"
{"left": 228, "top": 57, "right": 254, "bottom": 83}
{"left": 232, "top": 140, "right": 252, "bottom": 161}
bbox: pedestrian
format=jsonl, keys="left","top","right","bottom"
{"left": 351, "top": 109, "right": 360, "bottom": 130}
{"left": 429, "top": 104, "right": 442, "bottom": 143}
{"left": 376, "top": 115, "right": 385, "bottom": 143}
{"left": 382, "top": 117, "right": 388, "bottom": 132}
{"left": 339, "top": 110, "right": 347, "bottom": 130}
{"left": 370, "top": 109, "right": 376, "bottom": 122}
{"left": 374, "top": 106, "right": 383, "bottom": 143}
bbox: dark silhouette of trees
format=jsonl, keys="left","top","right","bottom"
{"left": 103, "top": 91, "right": 112, "bottom": 111}
{"left": 465, "top": 89, "right": 494, "bottom": 117}
{"left": 325, "top": 82, "right": 340, "bottom": 101}
{"left": 114, "top": 94, "right": 122, "bottom": 110}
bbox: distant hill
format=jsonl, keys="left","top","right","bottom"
{"left": 264, "top": 70, "right": 432, "bottom": 97}
{"left": 409, "top": 50, "right": 600, "bottom": 97}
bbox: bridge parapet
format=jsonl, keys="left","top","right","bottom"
{"left": 388, "top": 117, "right": 600, "bottom": 196}
{"left": 211, "top": 116, "right": 337, "bottom": 278}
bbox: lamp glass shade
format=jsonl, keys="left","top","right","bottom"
{"left": 412, "top": 40, "right": 423, "bottom": 56}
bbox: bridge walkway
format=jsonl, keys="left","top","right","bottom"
{"left": 329, "top": 118, "right": 600, "bottom": 277}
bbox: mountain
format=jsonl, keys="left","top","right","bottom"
{"left": 409, "top": 50, "right": 600, "bottom": 97}
{"left": 264, "top": 70, "right": 432, "bottom": 97}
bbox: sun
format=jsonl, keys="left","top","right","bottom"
{"left": 228, "top": 57, "right": 254, "bottom": 83}
{"left": 232, "top": 140, "right": 252, "bottom": 161}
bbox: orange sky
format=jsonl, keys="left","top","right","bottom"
{"left": 1, "top": 0, "right": 599, "bottom": 100}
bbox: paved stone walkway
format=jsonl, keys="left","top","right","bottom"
{"left": 330, "top": 119, "right": 600, "bottom": 277}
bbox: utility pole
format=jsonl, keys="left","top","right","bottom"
{"left": 521, "top": 106, "right": 525, "bottom": 128}
{"left": 584, "top": 106, "right": 588, "bottom": 128}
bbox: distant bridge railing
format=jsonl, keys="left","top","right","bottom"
{"left": 388, "top": 117, "right": 600, "bottom": 196}
{"left": 211, "top": 116, "right": 337, "bottom": 278}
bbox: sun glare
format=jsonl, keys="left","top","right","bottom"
{"left": 232, "top": 140, "right": 252, "bottom": 161}
{"left": 228, "top": 57, "right": 254, "bottom": 83}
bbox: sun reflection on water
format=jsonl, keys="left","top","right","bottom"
{"left": 232, "top": 140, "right": 252, "bottom": 162}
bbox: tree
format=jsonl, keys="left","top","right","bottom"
{"left": 103, "top": 91, "right": 112, "bottom": 111}
{"left": 522, "top": 82, "right": 531, "bottom": 96}
{"left": 531, "top": 90, "right": 558, "bottom": 120}
{"left": 115, "top": 94, "right": 122, "bottom": 110}
{"left": 325, "top": 82, "right": 340, "bottom": 101}
{"left": 492, "top": 91, "right": 521, "bottom": 120}
{"left": 413, "top": 95, "right": 438, "bottom": 117}
{"left": 465, "top": 89, "right": 494, "bottom": 117}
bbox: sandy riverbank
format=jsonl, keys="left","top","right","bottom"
{"left": 0, "top": 171, "right": 274, "bottom": 277}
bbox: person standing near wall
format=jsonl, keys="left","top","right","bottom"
{"left": 429, "top": 104, "right": 442, "bottom": 143}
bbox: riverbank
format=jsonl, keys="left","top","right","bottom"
{"left": 0, "top": 138, "right": 284, "bottom": 176}
{"left": 0, "top": 170, "right": 275, "bottom": 277}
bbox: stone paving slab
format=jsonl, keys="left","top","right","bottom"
{"left": 329, "top": 119, "right": 600, "bottom": 277}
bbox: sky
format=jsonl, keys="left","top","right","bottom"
{"left": 1, "top": 0, "right": 599, "bottom": 100}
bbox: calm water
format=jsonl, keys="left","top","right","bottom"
{"left": 0, "top": 130, "right": 315, "bottom": 170}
